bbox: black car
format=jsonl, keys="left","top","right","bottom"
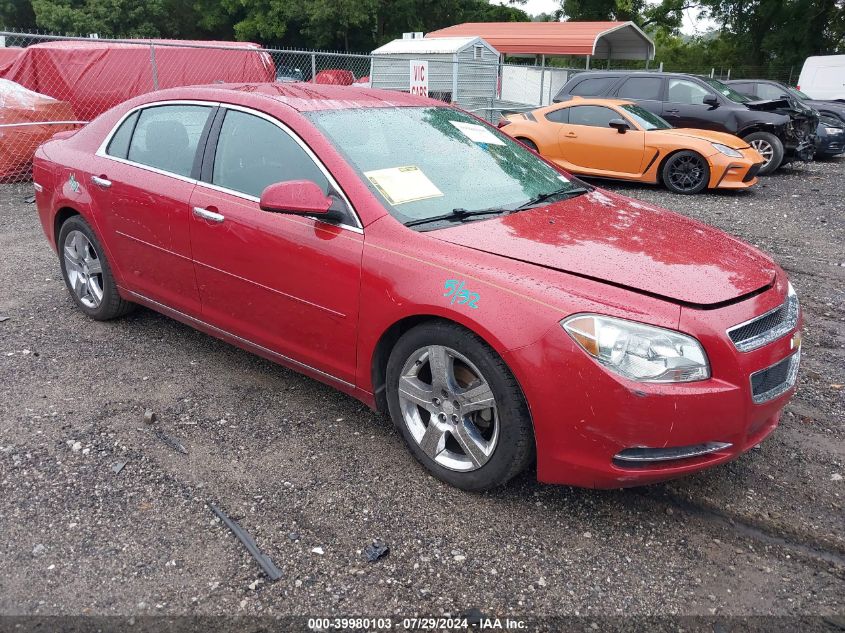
{"left": 726, "top": 79, "right": 845, "bottom": 158}
{"left": 554, "top": 72, "right": 818, "bottom": 174}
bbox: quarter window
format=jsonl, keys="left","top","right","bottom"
{"left": 126, "top": 105, "right": 211, "bottom": 177}
{"left": 544, "top": 107, "right": 570, "bottom": 124}
{"left": 667, "top": 79, "right": 712, "bottom": 105}
{"left": 617, "top": 77, "right": 663, "bottom": 101}
{"left": 569, "top": 76, "right": 617, "bottom": 96}
{"left": 211, "top": 109, "right": 328, "bottom": 198}
{"left": 106, "top": 111, "right": 138, "bottom": 159}
{"left": 568, "top": 105, "right": 618, "bottom": 128}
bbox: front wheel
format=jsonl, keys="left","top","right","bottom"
{"left": 386, "top": 321, "right": 534, "bottom": 491}
{"left": 662, "top": 150, "right": 710, "bottom": 194}
{"left": 743, "top": 131, "right": 784, "bottom": 174}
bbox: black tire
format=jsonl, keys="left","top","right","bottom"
{"left": 516, "top": 137, "right": 538, "bottom": 152}
{"left": 743, "top": 131, "right": 784, "bottom": 175}
{"left": 661, "top": 150, "right": 711, "bottom": 194}
{"left": 385, "top": 321, "right": 534, "bottom": 491}
{"left": 57, "top": 215, "right": 134, "bottom": 320}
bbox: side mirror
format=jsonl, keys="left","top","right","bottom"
{"left": 259, "top": 180, "right": 346, "bottom": 222}
{"left": 608, "top": 118, "right": 630, "bottom": 133}
{"left": 703, "top": 94, "right": 720, "bottom": 107}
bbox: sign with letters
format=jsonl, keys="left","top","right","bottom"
{"left": 409, "top": 60, "right": 428, "bottom": 97}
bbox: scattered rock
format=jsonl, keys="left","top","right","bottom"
{"left": 311, "top": 547, "right": 324, "bottom": 555}
{"left": 31, "top": 544, "right": 46, "bottom": 557}
{"left": 364, "top": 541, "right": 389, "bottom": 563}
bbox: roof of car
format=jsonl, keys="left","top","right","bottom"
{"left": 551, "top": 97, "right": 632, "bottom": 107}
{"left": 158, "top": 82, "right": 443, "bottom": 112}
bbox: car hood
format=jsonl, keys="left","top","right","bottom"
{"left": 658, "top": 128, "right": 749, "bottom": 148}
{"left": 431, "top": 189, "right": 777, "bottom": 307}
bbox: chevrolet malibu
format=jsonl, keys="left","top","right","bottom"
{"left": 33, "top": 84, "right": 802, "bottom": 491}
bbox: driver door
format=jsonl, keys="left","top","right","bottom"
{"left": 188, "top": 107, "right": 363, "bottom": 384}
{"left": 558, "top": 105, "right": 644, "bottom": 175}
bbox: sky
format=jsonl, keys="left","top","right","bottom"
{"left": 492, "top": 0, "right": 718, "bottom": 35}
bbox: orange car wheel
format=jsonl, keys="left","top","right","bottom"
{"left": 662, "top": 151, "right": 710, "bottom": 195}
{"left": 515, "top": 137, "right": 538, "bottom": 152}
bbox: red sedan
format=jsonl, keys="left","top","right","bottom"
{"left": 33, "top": 84, "right": 802, "bottom": 490}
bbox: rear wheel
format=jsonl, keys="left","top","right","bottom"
{"left": 743, "top": 131, "right": 784, "bottom": 174}
{"left": 516, "top": 137, "right": 538, "bottom": 152}
{"left": 662, "top": 150, "right": 710, "bottom": 194}
{"left": 386, "top": 321, "right": 534, "bottom": 491}
{"left": 58, "top": 215, "right": 134, "bottom": 320}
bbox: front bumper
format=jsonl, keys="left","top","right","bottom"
{"left": 710, "top": 149, "right": 763, "bottom": 189}
{"left": 506, "top": 277, "right": 801, "bottom": 488}
{"left": 815, "top": 127, "right": 845, "bottom": 157}
{"left": 786, "top": 138, "right": 816, "bottom": 161}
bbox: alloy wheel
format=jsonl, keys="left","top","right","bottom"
{"left": 749, "top": 139, "right": 774, "bottom": 165}
{"left": 397, "top": 345, "right": 499, "bottom": 472}
{"left": 668, "top": 154, "right": 707, "bottom": 192}
{"left": 63, "top": 230, "right": 104, "bottom": 309}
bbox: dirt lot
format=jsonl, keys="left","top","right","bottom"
{"left": 1, "top": 158, "right": 843, "bottom": 625}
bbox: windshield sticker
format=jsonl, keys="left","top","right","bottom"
{"left": 449, "top": 121, "right": 505, "bottom": 146}
{"left": 364, "top": 166, "right": 443, "bottom": 206}
{"left": 444, "top": 279, "right": 480, "bottom": 309}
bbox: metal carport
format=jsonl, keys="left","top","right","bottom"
{"left": 426, "top": 21, "right": 655, "bottom": 67}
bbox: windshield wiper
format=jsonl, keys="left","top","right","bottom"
{"left": 404, "top": 206, "right": 512, "bottom": 228}
{"left": 514, "top": 186, "right": 589, "bottom": 211}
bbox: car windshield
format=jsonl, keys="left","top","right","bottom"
{"left": 702, "top": 78, "right": 751, "bottom": 103}
{"left": 620, "top": 104, "right": 672, "bottom": 130}
{"left": 307, "top": 106, "right": 583, "bottom": 228}
{"left": 787, "top": 86, "right": 811, "bottom": 100}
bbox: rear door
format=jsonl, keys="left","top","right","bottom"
{"left": 91, "top": 102, "right": 215, "bottom": 313}
{"left": 614, "top": 76, "right": 665, "bottom": 116}
{"left": 188, "top": 106, "right": 363, "bottom": 384}
{"left": 558, "top": 105, "right": 644, "bottom": 175}
{"left": 663, "top": 78, "right": 725, "bottom": 131}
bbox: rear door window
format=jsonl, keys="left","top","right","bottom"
{"left": 616, "top": 77, "right": 663, "bottom": 101}
{"left": 126, "top": 105, "right": 212, "bottom": 177}
{"left": 569, "top": 76, "right": 617, "bottom": 96}
{"left": 667, "top": 79, "right": 712, "bottom": 105}
{"left": 211, "top": 109, "right": 329, "bottom": 198}
{"left": 568, "top": 105, "right": 618, "bottom": 128}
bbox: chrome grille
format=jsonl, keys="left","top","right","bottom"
{"left": 727, "top": 289, "right": 799, "bottom": 352}
{"left": 750, "top": 349, "right": 800, "bottom": 404}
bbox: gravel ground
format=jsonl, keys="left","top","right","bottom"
{"left": 1, "top": 158, "right": 843, "bottom": 624}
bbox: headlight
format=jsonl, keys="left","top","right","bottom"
{"left": 712, "top": 143, "right": 743, "bottom": 157}
{"left": 562, "top": 315, "right": 710, "bottom": 383}
{"left": 824, "top": 124, "right": 843, "bottom": 134}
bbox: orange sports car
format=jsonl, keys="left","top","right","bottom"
{"left": 499, "top": 97, "right": 764, "bottom": 194}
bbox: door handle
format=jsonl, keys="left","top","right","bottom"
{"left": 193, "top": 206, "right": 225, "bottom": 223}
{"left": 91, "top": 175, "right": 112, "bottom": 189}
{"left": 565, "top": 132, "right": 577, "bottom": 138}
{"left": 664, "top": 108, "right": 680, "bottom": 114}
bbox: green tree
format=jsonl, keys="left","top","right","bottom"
{"left": 30, "top": 0, "right": 193, "bottom": 37}
{"left": 561, "top": 0, "right": 690, "bottom": 34}
{"left": 1, "top": 0, "right": 36, "bottom": 28}
{"left": 698, "top": 0, "right": 844, "bottom": 70}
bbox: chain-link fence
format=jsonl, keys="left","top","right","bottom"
{"left": 0, "top": 29, "right": 804, "bottom": 182}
